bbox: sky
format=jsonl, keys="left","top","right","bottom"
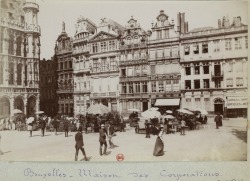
{"left": 37, "top": 0, "right": 248, "bottom": 59}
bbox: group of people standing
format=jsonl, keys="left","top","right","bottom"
{"left": 74, "top": 122, "right": 117, "bottom": 161}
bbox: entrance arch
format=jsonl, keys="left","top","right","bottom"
{"left": 214, "top": 98, "right": 224, "bottom": 115}
{"left": 14, "top": 97, "right": 24, "bottom": 113}
{"left": 27, "top": 96, "right": 36, "bottom": 117}
{"left": 0, "top": 97, "right": 10, "bottom": 116}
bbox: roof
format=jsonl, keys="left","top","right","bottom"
{"left": 189, "top": 26, "right": 214, "bottom": 33}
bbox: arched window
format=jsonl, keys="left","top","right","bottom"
{"left": 8, "top": 62, "right": 14, "bottom": 85}
{"left": 16, "top": 36, "right": 22, "bottom": 56}
{"left": 9, "top": 34, "right": 14, "bottom": 55}
{"left": 0, "top": 61, "right": 3, "bottom": 84}
{"left": 17, "top": 64, "right": 22, "bottom": 85}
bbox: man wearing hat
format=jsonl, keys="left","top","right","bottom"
{"left": 99, "top": 124, "right": 107, "bottom": 156}
{"left": 75, "top": 126, "right": 88, "bottom": 161}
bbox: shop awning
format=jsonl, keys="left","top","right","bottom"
{"left": 155, "top": 99, "right": 180, "bottom": 106}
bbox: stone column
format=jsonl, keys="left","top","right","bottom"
{"left": 190, "top": 63, "right": 194, "bottom": 76}
{"left": 23, "top": 95, "right": 27, "bottom": 116}
{"left": 10, "top": 96, "right": 15, "bottom": 117}
{"left": 36, "top": 94, "right": 40, "bottom": 112}
{"left": 191, "top": 80, "right": 194, "bottom": 89}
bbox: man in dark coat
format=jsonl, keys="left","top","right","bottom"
{"left": 39, "top": 116, "right": 46, "bottom": 137}
{"left": 99, "top": 124, "right": 107, "bottom": 155}
{"left": 75, "top": 126, "right": 88, "bottom": 161}
{"left": 214, "top": 113, "right": 223, "bottom": 129}
{"left": 64, "top": 119, "right": 69, "bottom": 137}
{"left": 53, "top": 118, "right": 60, "bottom": 135}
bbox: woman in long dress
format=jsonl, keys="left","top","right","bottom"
{"left": 153, "top": 125, "right": 164, "bottom": 156}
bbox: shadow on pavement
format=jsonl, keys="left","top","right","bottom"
{"left": 80, "top": 156, "right": 92, "bottom": 161}
{"left": 2, "top": 151, "right": 11, "bottom": 154}
{"left": 232, "top": 129, "right": 247, "bottom": 143}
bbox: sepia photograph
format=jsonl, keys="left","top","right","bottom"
{"left": 0, "top": 0, "right": 248, "bottom": 163}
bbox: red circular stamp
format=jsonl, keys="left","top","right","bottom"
{"left": 116, "top": 153, "right": 124, "bottom": 162}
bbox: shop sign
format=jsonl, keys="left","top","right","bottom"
{"left": 227, "top": 97, "right": 248, "bottom": 109}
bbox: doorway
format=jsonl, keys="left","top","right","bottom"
{"left": 214, "top": 98, "right": 224, "bottom": 115}
{"left": 142, "top": 102, "right": 148, "bottom": 111}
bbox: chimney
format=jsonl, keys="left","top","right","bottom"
{"left": 218, "top": 19, "right": 221, "bottom": 28}
{"left": 177, "top": 12, "right": 181, "bottom": 32}
{"left": 185, "top": 22, "right": 189, "bottom": 33}
{"left": 180, "top": 13, "right": 185, "bottom": 33}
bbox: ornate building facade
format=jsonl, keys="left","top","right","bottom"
{"left": 180, "top": 16, "right": 248, "bottom": 117}
{"left": 119, "top": 16, "right": 149, "bottom": 114}
{"left": 88, "top": 18, "right": 124, "bottom": 113}
{"left": 0, "top": 0, "right": 41, "bottom": 117}
{"left": 72, "top": 16, "right": 96, "bottom": 116}
{"left": 39, "top": 57, "right": 57, "bottom": 117}
{"left": 54, "top": 22, "right": 74, "bottom": 116}
{"left": 147, "top": 11, "right": 186, "bottom": 111}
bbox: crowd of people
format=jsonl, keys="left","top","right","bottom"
{"left": 0, "top": 108, "right": 224, "bottom": 160}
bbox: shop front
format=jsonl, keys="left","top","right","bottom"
{"left": 226, "top": 96, "right": 248, "bottom": 118}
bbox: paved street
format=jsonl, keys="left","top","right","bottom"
{"left": 0, "top": 117, "right": 247, "bottom": 162}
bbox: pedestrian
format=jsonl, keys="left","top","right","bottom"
{"left": 0, "top": 133, "right": 3, "bottom": 155}
{"left": 203, "top": 115, "right": 208, "bottom": 124}
{"left": 107, "top": 123, "right": 115, "bottom": 148}
{"left": 64, "top": 119, "right": 69, "bottom": 137}
{"left": 99, "top": 124, "right": 107, "bottom": 156}
{"left": 153, "top": 125, "right": 164, "bottom": 156}
{"left": 27, "top": 121, "right": 33, "bottom": 137}
{"left": 120, "top": 115, "right": 125, "bottom": 132}
{"left": 214, "top": 112, "right": 223, "bottom": 129}
{"left": 180, "top": 118, "right": 186, "bottom": 136}
{"left": 74, "top": 126, "right": 88, "bottom": 161}
{"left": 145, "top": 120, "right": 151, "bottom": 138}
{"left": 39, "top": 116, "right": 46, "bottom": 137}
{"left": 53, "top": 118, "right": 59, "bottom": 135}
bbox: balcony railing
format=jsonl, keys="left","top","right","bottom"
{"left": 211, "top": 72, "right": 224, "bottom": 80}
{"left": 90, "top": 91, "right": 119, "bottom": 98}
{"left": 120, "top": 75, "right": 148, "bottom": 82}
{"left": 119, "top": 57, "right": 148, "bottom": 66}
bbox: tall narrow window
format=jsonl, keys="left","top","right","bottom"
{"left": 135, "top": 82, "right": 140, "bottom": 93}
{"left": 194, "top": 79, "right": 200, "bottom": 89}
{"left": 8, "top": 62, "right": 14, "bottom": 85}
{"left": 9, "top": 34, "right": 14, "bottom": 55}
{"left": 203, "top": 65, "right": 209, "bottom": 74}
{"left": 150, "top": 65, "right": 155, "bottom": 75}
{"left": 214, "top": 40, "right": 220, "bottom": 52}
{"left": 164, "top": 30, "right": 169, "bottom": 39}
{"left": 236, "top": 77, "right": 243, "bottom": 87}
{"left": 235, "top": 37, "right": 242, "bottom": 50}
{"left": 185, "top": 67, "right": 191, "bottom": 75}
{"left": 142, "top": 82, "right": 147, "bottom": 92}
{"left": 193, "top": 44, "right": 199, "bottom": 54}
{"left": 16, "top": 36, "right": 22, "bottom": 56}
{"left": 109, "top": 41, "right": 116, "bottom": 50}
{"left": 110, "top": 58, "right": 116, "bottom": 70}
{"left": 92, "top": 43, "right": 98, "bottom": 53}
{"left": 93, "top": 59, "right": 98, "bottom": 72}
{"left": 129, "top": 83, "right": 133, "bottom": 93}
{"left": 122, "top": 83, "right": 127, "bottom": 93}
{"left": 151, "top": 81, "right": 157, "bottom": 92}
{"left": 225, "top": 39, "right": 232, "bottom": 51}
{"left": 17, "top": 64, "right": 22, "bottom": 85}
{"left": 157, "top": 30, "right": 162, "bottom": 39}
{"left": 202, "top": 43, "right": 208, "bottom": 53}
{"left": 101, "top": 58, "right": 107, "bottom": 71}
{"left": 203, "top": 79, "right": 210, "bottom": 88}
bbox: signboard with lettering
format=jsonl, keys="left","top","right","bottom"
{"left": 227, "top": 97, "right": 248, "bottom": 109}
